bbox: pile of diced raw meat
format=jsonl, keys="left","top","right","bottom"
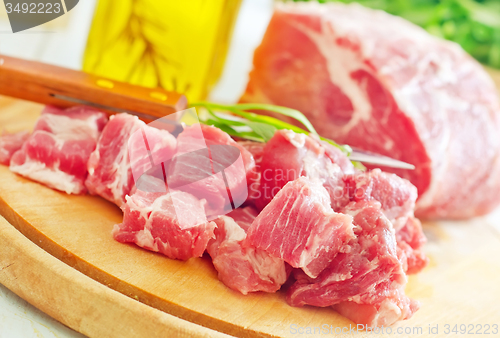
{"left": 0, "top": 106, "right": 428, "bottom": 327}
{"left": 241, "top": 1, "right": 500, "bottom": 220}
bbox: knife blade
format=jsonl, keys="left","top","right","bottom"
{"left": 348, "top": 148, "right": 415, "bottom": 170}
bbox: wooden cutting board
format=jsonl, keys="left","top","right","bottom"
{"left": 1, "top": 92, "right": 500, "bottom": 338}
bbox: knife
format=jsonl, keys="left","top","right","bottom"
{"left": 348, "top": 149, "right": 415, "bottom": 170}
{"left": 0, "top": 54, "right": 414, "bottom": 170}
{"left": 0, "top": 54, "right": 187, "bottom": 121}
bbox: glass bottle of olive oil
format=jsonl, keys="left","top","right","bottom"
{"left": 83, "top": 0, "right": 242, "bottom": 101}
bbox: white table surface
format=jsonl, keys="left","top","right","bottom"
{"left": 0, "top": 0, "right": 273, "bottom": 337}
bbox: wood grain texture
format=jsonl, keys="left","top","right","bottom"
{"left": 1, "top": 65, "right": 500, "bottom": 338}
{"left": 0, "top": 216, "right": 231, "bottom": 338}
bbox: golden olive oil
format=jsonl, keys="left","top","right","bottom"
{"left": 83, "top": 0, "right": 242, "bottom": 101}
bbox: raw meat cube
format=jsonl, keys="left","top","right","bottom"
{"left": 345, "top": 169, "right": 418, "bottom": 229}
{"left": 344, "top": 169, "right": 428, "bottom": 273}
{"left": 247, "top": 176, "right": 354, "bottom": 278}
{"left": 85, "top": 113, "right": 176, "bottom": 207}
{"left": 167, "top": 124, "right": 255, "bottom": 218}
{"left": 10, "top": 106, "right": 108, "bottom": 194}
{"left": 207, "top": 207, "right": 288, "bottom": 295}
{"left": 113, "top": 181, "right": 216, "bottom": 261}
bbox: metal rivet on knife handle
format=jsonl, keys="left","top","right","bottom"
{"left": 150, "top": 92, "right": 168, "bottom": 101}
{"left": 96, "top": 79, "right": 115, "bottom": 89}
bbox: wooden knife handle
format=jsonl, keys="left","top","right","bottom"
{"left": 0, "top": 54, "right": 188, "bottom": 119}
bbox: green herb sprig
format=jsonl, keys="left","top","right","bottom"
{"left": 191, "top": 101, "right": 352, "bottom": 155}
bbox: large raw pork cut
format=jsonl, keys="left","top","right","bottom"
{"left": 241, "top": 1, "right": 500, "bottom": 219}
{"left": 10, "top": 106, "right": 108, "bottom": 194}
{"left": 207, "top": 207, "right": 288, "bottom": 294}
{"left": 0, "top": 130, "right": 30, "bottom": 165}
{"left": 85, "top": 113, "right": 177, "bottom": 207}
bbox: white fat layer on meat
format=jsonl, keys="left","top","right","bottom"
{"left": 284, "top": 130, "right": 345, "bottom": 190}
{"left": 134, "top": 227, "right": 159, "bottom": 252}
{"left": 125, "top": 194, "right": 154, "bottom": 222}
{"left": 246, "top": 248, "right": 287, "bottom": 283}
{"left": 303, "top": 151, "right": 343, "bottom": 188}
{"left": 149, "top": 132, "right": 176, "bottom": 154}
{"left": 147, "top": 191, "right": 209, "bottom": 230}
{"left": 10, "top": 160, "right": 83, "bottom": 194}
{"left": 278, "top": 183, "right": 301, "bottom": 256}
{"left": 288, "top": 11, "right": 372, "bottom": 135}
{"left": 294, "top": 179, "right": 342, "bottom": 275}
{"left": 299, "top": 221, "right": 324, "bottom": 272}
{"left": 370, "top": 299, "right": 403, "bottom": 327}
{"left": 282, "top": 129, "right": 306, "bottom": 148}
{"left": 219, "top": 215, "right": 247, "bottom": 242}
{"left": 167, "top": 193, "right": 210, "bottom": 230}
{"left": 216, "top": 216, "right": 286, "bottom": 285}
{"left": 42, "top": 113, "right": 102, "bottom": 140}
{"left": 156, "top": 241, "right": 174, "bottom": 256}
{"left": 109, "top": 142, "right": 132, "bottom": 205}
{"left": 390, "top": 216, "right": 408, "bottom": 232}
{"left": 327, "top": 253, "right": 378, "bottom": 286}
{"left": 107, "top": 120, "right": 145, "bottom": 205}
{"left": 385, "top": 196, "right": 415, "bottom": 222}
{"left": 328, "top": 270, "right": 352, "bottom": 282}
{"left": 87, "top": 150, "right": 100, "bottom": 175}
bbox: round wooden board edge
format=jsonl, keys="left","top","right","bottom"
{"left": 0, "top": 216, "right": 233, "bottom": 338}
